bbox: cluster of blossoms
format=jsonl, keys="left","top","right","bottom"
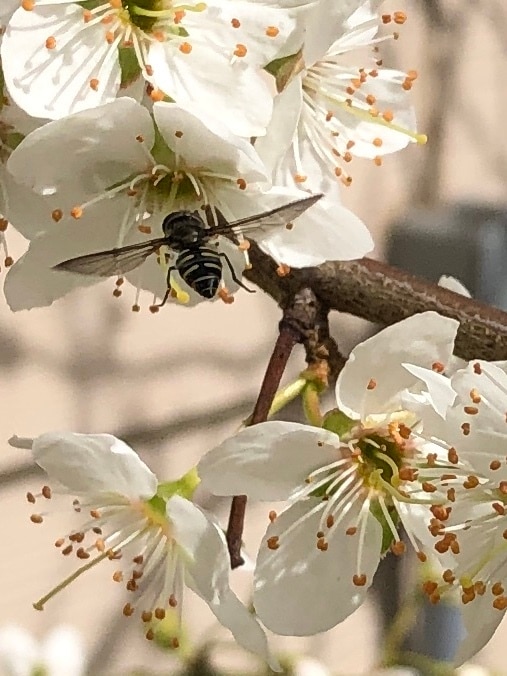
{"left": 0, "top": 0, "right": 423, "bottom": 311}
{"left": 5, "top": 0, "right": 500, "bottom": 672}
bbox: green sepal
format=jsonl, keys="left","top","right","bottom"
{"left": 322, "top": 408, "right": 355, "bottom": 438}
{"left": 118, "top": 46, "right": 142, "bottom": 90}
{"left": 5, "top": 132, "right": 24, "bottom": 151}
{"left": 157, "top": 467, "right": 201, "bottom": 501}
{"left": 369, "top": 500, "right": 400, "bottom": 555}
{"left": 264, "top": 49, "right": 304, "bottom": 93}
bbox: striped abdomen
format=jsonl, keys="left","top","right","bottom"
{"left": 176, "top": 247, "right": 223, "bottom": 299}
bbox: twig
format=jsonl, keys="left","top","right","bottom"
{"left": 246, "top": 244, "right": 507, "bottom": 361}
{"left": 226, "top": 288, "right": 321, "bottom": 568}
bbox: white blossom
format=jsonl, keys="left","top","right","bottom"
{"left": 198, "top": 312, "right": 462, "bottom": 635}
{"left": 256, "top": 0, "right": 424, "bottom": 191}
{"left": 1, "top": 0, "right": 302, "bottom": 137}
{"left": 9, "top": 431, "right": 280, "bottom": 671}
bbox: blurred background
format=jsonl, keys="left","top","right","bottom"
{"left": 1, "top": 0, "right": 507, "bottom": 674}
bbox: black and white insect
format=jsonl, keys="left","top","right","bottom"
{"left": 53, "top": 193, "right": 322, "bottom": 305}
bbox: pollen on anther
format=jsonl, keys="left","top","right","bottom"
{"left": 42, "top": 486, "right": 52, "bottom": 499}
{"left": 145, "top": 628, "right": 154, "bottom": 640}
{"left": 294, "top": 174, "right": 307, "bottom": 183}
{"left": 179, "top": 42, "right": 192, "bottom": 54}
{"left": 266, "top": 26, "right": 279, "bottom": 37}
{"left": 366, "top": 378, "right": 377, "bottom": 390}
{"left": 231, "top": 18, "right": 240, "bottom": 28}
{"left": 391, "top": 541, "right": 406, "bottom": 555}
{"left": 71, "top": 206, "right": 83, "bottom": 219}
{"left": 150, "top": 89, "right": 165, "bottom": 102}
{"left": 447, "top": 447, "right": 459, "bottom": 464}
{"left": 464, "top": 406, "right": 479, "bottom": 415}
{"left": 473, "top": 362, "right": 482, "bottom": 374}
{"left": 346, "top": 526, "right": 357, "bottom": 536}
{"left": 382, "top": 110, "right": 394, "bottom": 123}
{"left": 123, "top": 603, "right": 135, "bottom": 617}
{"left": 141, "top": 610, "right": 152, "bottom": 622}
{"left": 169, "top": 593, "right": 178, "bottom": 607}
{"left": 218, "top": 288, "right": 235, "bottom": 304}
{"left": 45, "top": 36, "right": 56, "bottom": 49}
{"left": 175, "top": 130, "right": 184, "bottom": 138}
{"left": 490, "top": 460, "right": 501, "bottom": 471}
{"left": 22, "top": 0, "right": 35, "bottom": 9}
{"left": 236, "top": 178, "right": 247, "bottom": 190}
{"left": 374, "top": 156, "right": 382, "bottom": 167}
{"left": 353, "top": 574, "right": 367, "bottom": 587}
{"left": 393, "top": 11, "right": 407, "bottom": 24}
{"left": 234, "top": 43, "right": 247, "bottom": 57}
{"left": 267, "top": 536, "right": 280, "bottom": 550}
{"left": 89, "top": 78, "right": 99, "bottom": 91}
{"left": 461, "top": 423, "right": 471, "bottom": 436}
{"left": 26, "top": 491, "right": 36, "bottom": 504}
{"left": 30, "top": 514, "right": 43, "bottom": 524}
{"left": 276, "top": 264, "right": 291, "bottom": 278}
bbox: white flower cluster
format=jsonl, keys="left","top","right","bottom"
{"left": 8, "top": 0, "right": 495, "bottom": 673}
{"left": 0, "top": 0, "right": 422, "bottom": 311}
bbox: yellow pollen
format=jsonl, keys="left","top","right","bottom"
{"left": 393, "top": 11, "right": 407, "bottom": 24}
{"left": 234, "top": 43, "right": 247, "bottom": 57}
{"left": 218, "top": 287, "right": 235, "bottom": 304}
{"left": 45, "top": 36, "right": 56, "bottom": 49}
{"left": 179, "top": 42, "right": 192, "bottom": 54}
{"left": 150, "top": 89, "right": 165, "bottom": 102}
{"left": 265, "top": 26, "right": 279, "bottom": 37}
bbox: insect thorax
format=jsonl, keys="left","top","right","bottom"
{"left": 162, "top": 211, "right": 207, "bottom": 250}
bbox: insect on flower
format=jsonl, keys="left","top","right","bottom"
{"left": 53, "top": 194, "right": 322, "bottom": 305}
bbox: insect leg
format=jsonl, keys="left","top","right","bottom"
{"left": 155, "top": 266, "right": 177, "bottom": 307}
{"left": 218, "top": 253, "right": 255, "bottom": 293}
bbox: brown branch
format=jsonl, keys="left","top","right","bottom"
{"left": 245, "top": 244, "right": 507, "bottom": 362}
{"left": 226, "top": 287, "right": 324, "bottom": 568}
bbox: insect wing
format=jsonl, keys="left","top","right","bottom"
{"left": 209, "top": 193, "right": 323, "bottom": 238}
{"left": 53, "top": 238, "right": 168, "bottom": 277}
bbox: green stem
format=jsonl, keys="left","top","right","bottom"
{"left": 302, "top": 382, "right": 323, "bottom": 427}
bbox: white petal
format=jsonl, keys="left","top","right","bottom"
{"left": 254, "top": 498, "right": 382, "bottom": 634}
{"left": 402, "top": 363, "right": 457, "bottom": 418}
{"left": 0, "top": 626, "right": 38, "bottom": 676}
{"left": 303, "top": 0, "right": 367, "bottom": 65}
{"left": 198, "top": 421, "right": 340, "bottom": 501}
{"left": 254, "top": 77, "right": 303, "bottom": 176}
{"left": 257, "top": 189, "right": 373, "bottom": 266}
{"left": 454, "top": 588, "right": 505, "bottom": 665}
{"left": 4, "top": 198, "right": 130, "bottom": 311}
{"left": 443, "top": 362, "right": 507, "bottom": 481}
{"left": 438, "top": 275, "right": 471, "bottom": 297}
{"left": 32, "top": 432, "right": 157, "bottom": 499}
{"left": 149, "top": 41, "right": 273, "bottom": 138}
{"left": 7, "top": 98, "right": 153, "bottom": 199}
{"left": 153, "top": 102, "right": 269, "bottom": 184}
{"left": 336, "top": 312, "right": 459, "bottom": 419}
{"left": 2, "top": 5, "right": 121, "bottom": 119}
{"left": 187, "top": 0, "right": 296, "bottom": 66}
{"left": 41, "top": 627, "right": 85, "bottom": 676}
{"left": 167, "top": 496, "right": 279, "bottom": 670}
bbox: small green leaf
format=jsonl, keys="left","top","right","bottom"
{"left": 264, "top": 49, "right": 304, "bottom": 93}
{"left": 369, "top": 501, "right": 399, "bottom": 554}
